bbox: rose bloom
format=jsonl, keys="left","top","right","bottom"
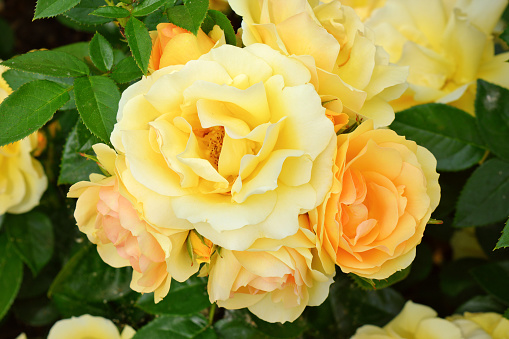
{"left": 228, "top": 0, "right": 408, "bottom": 128}
{"left": 110, "top": 43, "right": 336, "bottom": 251}
{"left": 207, "top": 215, "right": 334, "bottom": 323}
{"left": 68, "top": 144, "right": 198, "bottom": 302}
{"left": 352, "top": 301, "right": 465, "bottom": 339}
{"left": 0, "top": 65, "right": 47, "bottom": 215}
{"left": 448, "top": 312, "right": 509, "bottom": 338}
{"left": 312, "top": 120, "right": 440, "bottom": 279}
{"left": 46, "top": 314, "right": 135, "bottom": 339}
{"left": 335, "top": 0, "right": 386, "bottom": 21}
{"left": 364, "top": 0, "right": 509, "bottom": 113}
{"left": 149, "top": 23, "right": 223, "bottom": 72}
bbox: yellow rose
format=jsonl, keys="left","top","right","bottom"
{"left": 110, "top": 43, "right": 336, "bottom": 251}
{"left": 148, "top": 23, "right": 220, "bottom": 73}
{"left": 0, "top": 65, "right": 47, "bottom": 215}
{"left": 228, "top": 0, "right": 408, "bottom": 128}
{"left": 352, "top": 301, "right": 463, "bottom": 339}
{"left": 47, "top": 314, "right": 135, "bottom": 339}
{"left": 207, "top": 216, "right": 334, "bottom": 323}
{"left": 313, "top": 120, "right": 440, "bottom": 279}
{"left": 338, "top": 0, "right": 386, "bottom": 21}
{"left": 448, "top": 312, "right": 509, "bottom": 338}
{"left": 365, "top": 0, "right": 509, "bottom": 113}
{"left": 68, "top": 144, "right": 198, "bottom": 302}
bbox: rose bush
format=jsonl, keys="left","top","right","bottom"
{"left": 312, "top": 120, "right": 440, "bottom": 279}
{"left": 110, "top": 43, "right": 336, "bottom": 251}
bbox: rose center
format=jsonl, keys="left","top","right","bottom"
{"left": 202, "top": 126, "right": 225, "bottom": 170}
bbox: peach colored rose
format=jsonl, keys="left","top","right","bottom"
{"left": 110, "top": 43, "right": 336, "bottom": 251}
{"left": 207, "top": 217, "right": 334, "bottom": 323}
{"left": 189, "top": 230, "right": 215, "bottom": 265}
{"left": 149, "top": 23, "right": 221, "bottom": 72}
{"left": 228, "top": 0, "right": 408, "bottom": 128}
{"left": 68, "top": 144, "right": 198, "bottom": 302}
{"left": 365, "top": 0, "right": 509, "bottom": 114}
{"left": 47, "top": 314, "right": 135, "bottom": 339}
{"left": 313, "top": 120, "right": 440, "bottom": 279}
{"left": 0, "top": 65, "right": 47, "bottom": 215}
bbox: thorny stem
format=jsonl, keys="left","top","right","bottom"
{"left": 104, "top": 0, "right": 115, "bottom": 6}
{"left": 208, "top": 303, "right": 217, "bottom": 326}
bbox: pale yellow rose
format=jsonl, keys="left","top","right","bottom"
{"left": 207, "top": 216, "right": 334, "bottom": 323}
{"left": 334, "top": 0, "right": 386, "bottom": 21}
{"left": 149, "top": 23, "right": 222, "bottom": 73}
{"left": 365, "top": 0, "right": 509, "bottom": 114}
{"left": 352, "top": 301, "right": 463, "bottom": 339}
{"left": 313, "top": 120, "right": 440, "bottom": 279}
{"left": 110, "top": 43, "right": 336, "bottom": 251}
{"left": 68, "top": 144, "right": 198, "bottom": 302}
{"left": 0, "top": 65, "right": 47, "bottom": 215}
{"left": 228, "top": 0, "right": 408, "bottom": 128}
{"left": 448, "top": 312, "right": 509, "bottom": 339}
{"left": 47, "top": 314, "right": 135, "bottom": 339}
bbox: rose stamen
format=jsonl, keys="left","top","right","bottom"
{"left": 203, "top": 126, "right": 225, "bottom": 170}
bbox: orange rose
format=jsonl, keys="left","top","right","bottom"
{"left": 313, "top": 120, "right": 440, "bottom": 279}
{"left": 148, "top": 23, "right": 219, "bottom": 72}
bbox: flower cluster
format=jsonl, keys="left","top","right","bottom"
{"left": 68, "top": 0, "right": 440, "bottom": 323}
{"left": 352, "top": 300, "right": 509, "bottom": 339}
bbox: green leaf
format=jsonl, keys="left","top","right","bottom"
{"left": 133, "top": 314, "right": 217, "bottom": 339}
{"left": 496, "top": 219, "right": 509, "bottom": 249}
{"left": 54, "top": 42, "right": 90, "bottom": 59}
{"left": 34, "top": 0, "right": 82, "bottom": 19}
{"left": 2, "top": 50, "right": 90, "bottom": 77}
{"left": 214, "top": 318, "right": 266, "bottom": 339}
{"left": 167, "top": 0, "right": 209, "bottom": 35}
{"left": 132, "top": 0, "right": 169, "bottom": 17}
{"left": 328, "top": 275, "right": 405, "bottom": 338}
{"left": 250, "top": 313, "right": 307, "bottom": 338}
{"left": 4, "top": 212, "right": 54, "bottom": 277}
{"left": 349, "top": 266, "right": 411, "bottom": 290}
{"left": 136, "top": 276, "right": 210, "bottom": 315}
{"left": 110, "top": 56, "right": 143, "bottom": 83}
{"left": 440, "top": 258, "right": 486, "bottom": 298}
{"left": 58, "top": 120, "right": 101, "bottom": 185}
{"left": 454, "top": 158, "right": 509, "bottom": 227}
{"left": 475, "top": 80, "right": 509, "bottom": 161}
{"left": 0, "top": 233, "right": 23, "bottom": 321}
{"left": 49, "top": 244, "right": 132, "bottom": 302}
{"left": 90, "top": 6, "right": 131, "bottom": 18}
{"left": 89, "top": 32, "right": 114, "bottom": 72}
{"left": 13, "top": 295, "right": 59, "bottom": 327}
{"left": 52, "top": 292, "right": 114, "bottom": 318}
{"left": 63, "top": 0, "right": 113, "bottom": 26}
{"left": 456, "top": 295, "right": 508, "bottom": 314}
{"left": 0, "top": 80, "right": 70, "bottom": 146}
{"left": 201, "top": 10, "right": 236, "bottom": 46}
{"left": 74, "top": 76, "right": 120, "bottom": 143}
{"left": 390, "top": 103, "right": 486, "bottom": 171}
{"left": 125, "top": 16, "right": 152, "bottom": 75}
{"left": 471, "top": 261, "right": 509, "bottom": 304}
